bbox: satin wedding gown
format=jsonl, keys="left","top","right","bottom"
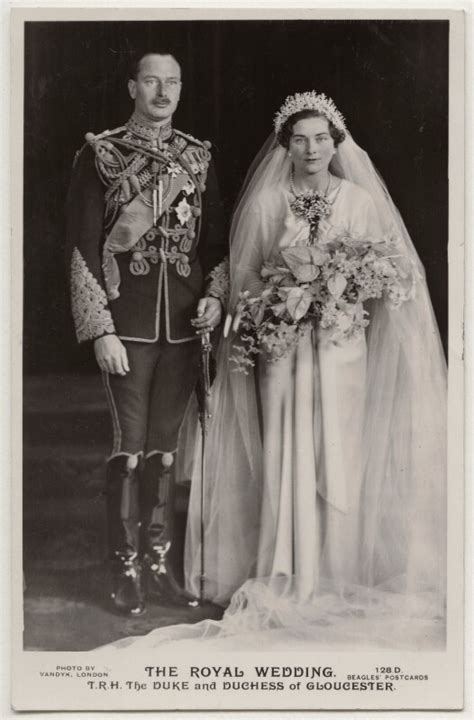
{"left": 253, "top": 179, "right": 380, "bottom": 602}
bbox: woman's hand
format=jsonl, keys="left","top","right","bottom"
{"left": 223, "top": 311, "right": 243, "bottom": 338}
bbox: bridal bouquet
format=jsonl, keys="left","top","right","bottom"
{"left": 230, "top": 232, "right": 417, "bottom": 373}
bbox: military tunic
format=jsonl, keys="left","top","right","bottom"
{"left": 67, "top": 113, "right": 228, "bottom": 455}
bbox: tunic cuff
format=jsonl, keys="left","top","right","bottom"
{"left": 206, "top": 257, "right": 230, "bottom": 311}
{"left": 70, "top": 246, "right": 116, "bottom": 343}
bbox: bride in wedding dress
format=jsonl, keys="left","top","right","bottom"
{"left": 103, "top": 91, "right": 447, "bottom": 652}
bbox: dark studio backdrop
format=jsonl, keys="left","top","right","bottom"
{"left": 23, "top": 19, "right": 449, "bottom": 374}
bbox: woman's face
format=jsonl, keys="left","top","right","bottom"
{"left": 289, "top": 116, "right": 335, "bottom": 177}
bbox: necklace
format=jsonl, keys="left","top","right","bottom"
{"left": 290, "top": 169, "right": 332, "bottom": 198}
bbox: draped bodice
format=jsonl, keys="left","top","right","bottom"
{"left": 274, "top": 178, "right": 382, "bottom": 256}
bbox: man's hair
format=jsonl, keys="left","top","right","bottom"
{"left": 128, "top": 51, "right": 181, "bottom": 81}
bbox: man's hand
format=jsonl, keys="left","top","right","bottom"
{"left": 94, "top": 335, "right": 130, "bottom": 375}
{"left": 191, "top": 297, "right": 222, "bottom": 336}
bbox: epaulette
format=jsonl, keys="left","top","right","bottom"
{"left": 174, "top": 129, "right": 211, "bottom": 150}
{"left": 88, "top": 125, "right": 127, "bottom": 143}
{"left": 72, "top": 126, "right": 127, "bottom": 168}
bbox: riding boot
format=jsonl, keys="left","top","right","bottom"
{"left": 141, "top": 451, "right": 198, "bottom": 607}
{"left": 106, "top": 455, "right": 145, "bottom": 616}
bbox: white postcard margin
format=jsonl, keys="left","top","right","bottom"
{"left": 7, "top": 5, "right": 468, "bottom": 716}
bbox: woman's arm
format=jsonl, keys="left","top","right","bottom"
{"left": 234, "top": 205, "right": 270, "bottom": 298}
{"left": 352, "top": 190, "right": 383, "bottom": 239}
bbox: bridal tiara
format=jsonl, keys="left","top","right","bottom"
{"left": 274, "top": 91, "right": 347, "bottom": 135}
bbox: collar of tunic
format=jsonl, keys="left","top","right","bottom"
{"left": 125, "top": 112, "right": 173, "bottom": 144}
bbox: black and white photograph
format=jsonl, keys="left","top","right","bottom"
{"left": 11, "top": 7, "right": 465, "bottom": 712}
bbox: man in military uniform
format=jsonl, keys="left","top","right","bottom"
{"left": 66, "top": 52, "right": 228, "bottom": 616}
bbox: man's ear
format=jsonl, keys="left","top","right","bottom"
{"left": 128, "top": 79, "right": 137, "bottom": 100}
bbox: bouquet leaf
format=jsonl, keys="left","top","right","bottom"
{"left": 281, "top": 247, "right": 314, "bottom": 272}
{"left": 327, "top": 271, "right": 347, "bottom": 299}
{"left": 309, "top": 246, "right": 329, "bottom": 265}
{"left": 286, "top": 287, "right": 313, "bottom": 321}
{"left": 294, "top": 263, "right": 319, "bottom": 283}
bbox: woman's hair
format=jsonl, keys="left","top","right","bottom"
{"left": 277, "top": 109, "right": 346, "bottom": 148}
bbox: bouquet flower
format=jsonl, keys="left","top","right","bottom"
{"left": 230, "top": 231, "right": 417, "bottom": 373}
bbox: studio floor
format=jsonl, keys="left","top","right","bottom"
{"left": 23, "top": 373, "right": 223, "bottom": 651}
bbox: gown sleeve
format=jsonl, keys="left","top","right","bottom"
{"left": 349, "top": 185, "right": 383, "bottom": 238}
{"left": 236, "top": 195, "right": 278, "bottom": 298}
{"left": 239, "top": 209, "right": 266, "bottom": 298}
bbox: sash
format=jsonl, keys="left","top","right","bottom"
{"left": 102, "top": 173, "right": 191, "bottom": 300}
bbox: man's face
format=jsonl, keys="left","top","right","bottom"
{"left": 128, "top": 54, "right": 182, "bottom": 123}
